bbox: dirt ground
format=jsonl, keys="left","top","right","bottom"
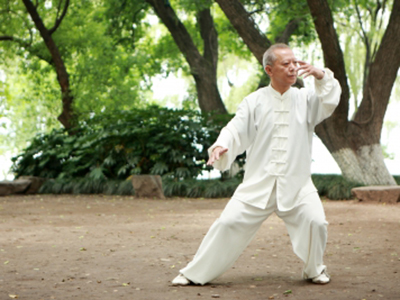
{"left": 0, "top": 194, "right": 399, "bottom": 300}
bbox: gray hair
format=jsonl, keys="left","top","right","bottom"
{"left": 262, "top": 43, "right": 291, "bottom": 71}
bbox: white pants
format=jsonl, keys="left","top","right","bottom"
{"left": 180, "top": 188, "right": 328, "bottom": 285}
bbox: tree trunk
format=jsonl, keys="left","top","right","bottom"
{"left": 331, "top": 144, "right": 395, "bottom": 185}
{"left": 216, "top": 0, "right": 399, "bottom": 185}
{"left": 215, "top": 0, "right": 304, "bottom": 89}
{"left": 214, "top": 0, "right": 271, "bottom": 65}
{"left": 307, "top": 0, "right": 400, "bottom": 185}
{"left": 146, "top": 0, "right": 227, "bottom": 114}
{"left": 22, "top": 0, "right": 74, "bottom": 130}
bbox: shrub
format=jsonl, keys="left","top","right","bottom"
{"left": 162, "top": 177, "right": 241, "bottom": 198}
{"left": 39, "top": 178, "right": 135, "bottom": 195}
{"left": 11, "top": 106, "right": 233, "bottom": 180}
{"left": 38, "top": 174, "right": 366, "bottom": 200}
{"left": 311, "top": 174, "right": 363, "bottom": 200}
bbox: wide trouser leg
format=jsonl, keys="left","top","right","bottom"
{"left": 180, "top": 198, "right": 276, "bottom": 285}
{"left": 277, "top": 192, "right": 328, "bottom": 279}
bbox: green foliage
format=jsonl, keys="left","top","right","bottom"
{"left": 266, "top": 0, "right": 316, "bottom": 45}
{"left": 39, "top": 178, "right": 135, "bottom": 195}
{"left": 311, "top": 174, "right": 363, "bottom": 200}
{"left": 241, "top": 0, "right": 317, "bottom": 46}
{"left": 163, "top": 177, "right": 241, "bottom": 198}
{"left": 37, "top": 174, "right": 373, "bottom": 199}
{"left": 0, "top": 0, "right": 149, "bottom": 154}
{"left": 213, "top": 5, "right": 252, "bottom": 60}
{"left": 11, "top": 106, "right": 233, "bottom": 180}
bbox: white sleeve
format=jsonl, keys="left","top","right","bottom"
{"left": 207, "top": 98, "right": 257, "bottom": 171}
{"left": 308, "top": 68, "right": 342, "bottom": 127}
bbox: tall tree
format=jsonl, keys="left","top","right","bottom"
{"left": 215, "top": 0, "right": 311, "bottom": 63}
{"left": 216, "top": 0, "right": 399, "bottom": 185}
{"left": 145, "top": 0, "right": 227, "bottom": 113}
{"left": 0, "top": 0, "right": 74, "bottom": 129}
{"left": 307, "top": 0, "right": 399, "bottom": 185}
{"left": 215, "top": 0, "right": 307, "bottom": 89}
{"left": 0, "top": 1, "right": 144, "bottom": 134}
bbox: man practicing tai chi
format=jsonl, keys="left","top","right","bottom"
{"left": 172, "top": 43, "right": 341, "bottom": 286}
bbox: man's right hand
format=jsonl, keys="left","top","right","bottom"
{"left": 207, "top": 146, "right": 228, "bottom": 166}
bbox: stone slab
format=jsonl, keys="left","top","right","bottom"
{"left": 131, "top": 175, "right": 165, "bottom": 199}
{"left": 351, "top": 186, "right": 400, "bottom": 204}
{"left": 19, "top": 176, "right": 47, "bottom": 194}
{"left": 0, "top": 179, "right": 31, "bottom": 196}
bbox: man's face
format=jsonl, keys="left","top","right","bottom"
{"left": 265, "top": 48, "right": 298, "bottom": 88}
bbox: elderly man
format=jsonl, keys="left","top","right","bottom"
{"left": 172, "top": 43, "right": 341, "bottom": 286}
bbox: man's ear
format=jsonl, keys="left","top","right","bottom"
{"left": 265, "top": 65, "right": 272, "bottom": 77}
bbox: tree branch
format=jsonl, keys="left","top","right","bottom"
{"left": 306, "top": 0, "right": 350, "bottom": 122}
{"left": 373, "top": 0, "right": 383, "bottom": 22}
{"left": 354, "top": 0, "right": 371, "bottom": 92}
{"left": 0, "top": 8, "right": 35, "bottom": 45}
{"left": 197, "top": 8, "right": 218, "bottom": 70}
{"left": 215, "top": 0, "right": 271, "bottom": 65}
{"left": 275, "top": 18, "right": 302, "bottom": 44}
{"left": 354, "top": 0, "right": 400, "bottom": 134}
{"left": 0, "top": 35, "right": 14, "bottom": 41}
{"left": 0, "top": 35, "right": 33, "bottom": 49}
{"left": 354, "top": 0, "right": 370, "bottom": 50}
{"left": 48, "top": 0, "right": 70, "bottom": 35}
{"left": 145, "top": 0, "right": 202, "bottom": 68}
{"left": 249, "top": 8, "right": 264, "bottom": 15}
{"left": 22, "top": 0, "right": 74, "bottom": 129}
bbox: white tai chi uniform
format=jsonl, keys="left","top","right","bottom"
{"left": 180, "top": 69, "right": 341, "bottom": 285}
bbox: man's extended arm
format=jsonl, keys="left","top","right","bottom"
{"left": 206, "top": 98, "right": 256, "bottom": 171}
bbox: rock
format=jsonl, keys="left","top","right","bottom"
{"left": 0, "top": 179, "right": 31, "bottom": 196}
{"left": 18, "top": 176, "right": 47, "bottom": 194}
{"left": 351, "top": 186, "right": 400, "bottom": 204}
{"left": 131, "top": 175, "right": 165, "bottom": 199}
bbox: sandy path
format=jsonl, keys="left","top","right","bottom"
{"left": 0, "top": 194, "right": 399, "bottom": 300}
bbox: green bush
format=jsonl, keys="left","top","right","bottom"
{"left": 38, "top": 177, "right": 242, "bottom": 198}
{"left": 311, "top": 174, "right": 363, "bottom": 200}
{"left": 11, "top": 106, "right": 233, "bottom": 180}
{"left": 37, "top": 174, "right": 368, "bottom": 200}
{"left": 163, "top": 177, "right": 241, "bottom": 198}
{"left": 39, "top": 178, "right": 135, "bottom": 195}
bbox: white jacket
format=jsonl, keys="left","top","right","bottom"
{"left": 209, "top": 69, "right": 341, "bottom": 211}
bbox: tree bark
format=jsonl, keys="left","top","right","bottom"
{"left": 22, "top": 0, "right": 74, "bottom": 130}
{"left": 307, "top": 0, "right": 399, "bottom": 185}
{"left": 215, "top": 0, "right": 303, "bottom": 90}
{"left": 215, "top": 0, "right": 271, "bottom": 65}
{"left": 146, "top": 0, "right": 227, "bottom": 114}
{"left": 216, "top": 0, "right": 399, "bottom": 185}
{"left": 275, "top": 18, "right": 303, "bottom": 44}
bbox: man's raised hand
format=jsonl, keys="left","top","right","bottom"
{"left": 207, "top": 146, "right": 228, "bottom": 166}
{"left": 297, "top": 61, "right": 325, "bottom": 80}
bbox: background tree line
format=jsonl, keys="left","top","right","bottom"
{"left": 0, "top": 0, "right": 399, "bottom": 186}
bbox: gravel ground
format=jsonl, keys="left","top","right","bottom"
{"left": 1, "top": 194, "right": 399, "bottom": 300}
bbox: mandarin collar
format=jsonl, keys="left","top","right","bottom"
{"left": 267, "top": 85, "right": 291, "bottom": 99}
